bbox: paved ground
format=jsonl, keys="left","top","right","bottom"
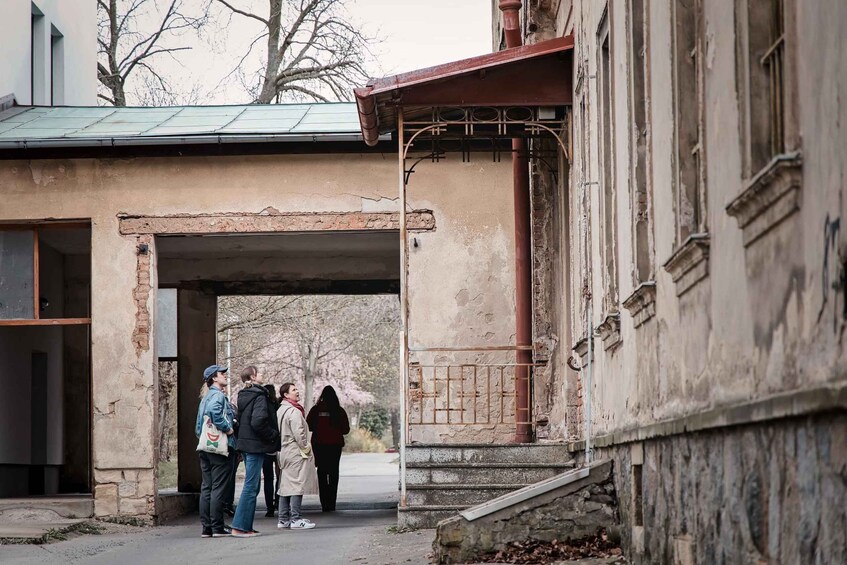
{"left": 236, "top": 451, "right": 399, "bottom": 511}
{"left": 0, "top": 510, "right": 433, "bottom": 565}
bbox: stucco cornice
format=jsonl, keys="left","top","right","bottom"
{"left": 663, "top": 234, "right": 710, "bottom": 297}
{"left": 622, "top": 281, "right": 657, "bottom": 328}
{"left": 726, "top": 152, "right": 803, "bottom": 247}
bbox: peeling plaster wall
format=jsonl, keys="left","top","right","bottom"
{"left": 514, "top": 0, "right": 847, "bottom": 559}
{"left": 0, "top": 151, "right": 514, "bottom": 514}
{"left": 404, "top": 158, "right": 515, "bottom": 443}
{"left": 520, "top": 0, "right": 847, "bottom": 439}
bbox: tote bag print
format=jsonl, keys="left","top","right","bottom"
{"left": 197, "top": 415, "right": 228, "bottom": 456}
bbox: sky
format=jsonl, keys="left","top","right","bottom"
{"left": 154, "top": 0, "right": 493, "bottom": 105}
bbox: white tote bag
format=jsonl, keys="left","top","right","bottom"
{"left": 196, "top": 415, "right": 229, "bottom": 456}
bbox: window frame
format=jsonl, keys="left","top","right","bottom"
{"left": 0, "top": 222, "right": 92, "bottom": 327}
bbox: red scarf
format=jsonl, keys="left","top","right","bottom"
{"left": 284, "top": 398, "right": 305, "bottom": 417}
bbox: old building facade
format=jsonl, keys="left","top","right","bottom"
{"left": 0, "top": 0, "right": 97, "bottom": 107}
{"left": 491, "top": 0, "right": 847, "bottom": 562}
{"left": 0, "top": 103, "right": 520, "bottom": 520}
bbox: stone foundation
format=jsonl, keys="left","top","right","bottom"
{"left": 93, "top": 468, "right": 155, "bottom": 521}
{"left": 599, "top": 413, "right": 847, "bottom": 564}
{"left": 433, "top": 460, "right": 618, "bottom": 564}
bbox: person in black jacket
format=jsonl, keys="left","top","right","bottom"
{"left": 262, "top": 383, "right": 281, "bottom": 517}
{"left": 230, "top": 366, "right": 280, "bottom": 537}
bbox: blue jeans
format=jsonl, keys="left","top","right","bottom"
{"left": 231, "top": 452, "right": 263, "bottom": 531}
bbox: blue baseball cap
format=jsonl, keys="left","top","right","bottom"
{"left": 203, "top": 365, "right": 228, "bottom": 381}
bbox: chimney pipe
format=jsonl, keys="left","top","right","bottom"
{"left": 499, "top": 0, "right": 523, "bottom": 48}
{"left": 499, "top": 0, "right": 533, "bottom": 444}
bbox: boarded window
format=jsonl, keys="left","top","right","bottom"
{"left": 598, "top": 11, "right": 619, "bottom": 311}
{"left": 628, "top": 0, "right": 652, "bottom": 283}
{"left": 0, "top": 230, "right": 35, "bottom": 319}
{"left": 672, "top": 0, "right": 707, "bottom": 242}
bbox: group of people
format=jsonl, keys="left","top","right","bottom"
{"left": 195, "top": 364, "right": 350, "bottom": 538}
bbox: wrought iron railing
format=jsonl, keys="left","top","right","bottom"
{"left": 406, "top": 347, "right": 540, "bottom": 429}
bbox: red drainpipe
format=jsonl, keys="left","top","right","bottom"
{"left": 500, "top": 0, "right": 532, "bottom": 443}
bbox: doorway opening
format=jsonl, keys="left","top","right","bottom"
{"left": 153, "top": 230, "right": 401, "bottom": 514}
{"left": 0, "top": 223, "right": 92, "bottom": 498}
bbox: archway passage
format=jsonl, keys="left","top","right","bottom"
{"left": 152, "top": 229, "right": 402, "bottom": 517}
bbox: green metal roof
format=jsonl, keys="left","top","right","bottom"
{"left": 0, "top": 103, "right": 373, "bottom": 148}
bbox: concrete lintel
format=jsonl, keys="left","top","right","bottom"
{"left": 180, "top": 279, "right": 400, "bottom": 296}
{"left": 118, "top": 211, "right": 435, "bottom": 235}
{"left": 568, "top": 381, "right": 847, "bottom": 452}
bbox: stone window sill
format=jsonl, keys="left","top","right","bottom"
{"left": 622, "top": 281, "right": 656, "bottom": 328}
{"left": 726, "top": 152, "right": 802, "bottom": 247}
{"left": 663, "top": 234, "right": 710, "bottom": 297}
{"left": 572, "top": 335, "right": 593, "bottom": 367}
{"left": 594, "top": 311, "right": 621, "bottom": 351}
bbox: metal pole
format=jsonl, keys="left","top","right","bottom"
{"left": 398, "top": 111, "right": 409, "bottom": 506}
{"left": 226, "top": 328, "right": 232, "bottom": 400}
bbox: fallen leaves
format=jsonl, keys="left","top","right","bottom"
{"left": 475, "top": 529, "right": 624, "bottom": 564}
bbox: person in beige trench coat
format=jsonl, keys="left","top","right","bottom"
{"left": 276, "top": 382, "right": 318, "bottom": 529}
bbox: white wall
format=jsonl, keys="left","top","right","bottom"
{"left": 0, "top": 0, "right": 96, "bottom": 105}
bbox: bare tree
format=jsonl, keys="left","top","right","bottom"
{"left": 210, "top": 0, "right": 372, "bottom": 103}
{"left": 217, "top": 295, "right": 398, "bottom": 411}
{"left": 97, "top": 0, "right": 207, "bottom": 106}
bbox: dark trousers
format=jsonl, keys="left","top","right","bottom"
{"left": 262, "top": 454, "right": 277, "bottom": 511}
{"left": 314, "top": 444, "right": 343, "bottom": 511}
{"left": 223, "top": 448, "right": 238, "bottom": 510}
{"left": 199, "top": 451, "right": 230, "bottom": 532}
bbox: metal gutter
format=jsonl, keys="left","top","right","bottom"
{"left": 0, "top": 132, "right": 389, "bottom": 150}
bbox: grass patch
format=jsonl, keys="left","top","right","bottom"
{"left": 98, "top": 516, "right": 148, "bottom": 527}
{"left": 158, "top": 459, "right": 177, "bottom": 490}
{"left": 386, "top": 524, "right": 418, "bottom": 534}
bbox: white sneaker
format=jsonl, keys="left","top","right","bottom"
{"left": 289, "top": 518, "right": 316, "bottom": 530}
{"left": 277, "top": 521, "right": 290, "bottom": 529}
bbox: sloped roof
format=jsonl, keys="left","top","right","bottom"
{"left": 0, "top": 103, "right": 371, "bottom": 148}
{"left": 354, "top": 36, "right": 574, "bottom": 146}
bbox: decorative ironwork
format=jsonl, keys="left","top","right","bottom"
{"left": 406, "top": 347, "right": 543, "bottom": 429}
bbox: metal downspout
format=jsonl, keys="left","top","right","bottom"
{"left": 500, "top": 0, "right": 533, "bottom": 443}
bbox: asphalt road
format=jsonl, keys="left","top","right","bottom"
{"left": 0, "top": 509, "right": 433, "bottom": 565}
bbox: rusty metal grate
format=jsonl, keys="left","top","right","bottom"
{"left": 406, "top": 348, "right": 541, "bottom": 428}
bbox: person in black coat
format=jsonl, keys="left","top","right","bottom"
{"left": 230, "top": 366, "right": 280, "bottom": 537}
{"left": 306, "top": 385, "right": 350, "bottom": 512}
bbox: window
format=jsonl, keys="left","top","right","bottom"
{"left": 0, "top": 224, "right": 91, "bottom": 325}
{"left": 727, "top": 0, "right": 801, "bottom": 247}
{"left": 737, "top": 0, "right": 794, "bottom": 176}
{"left": 627, "top": 0, "right": 652, "bottom": 284}
{"left": 30, "top": 3, "right": 47, "bottom": 105}
{"left": 672, "top": 0, "right": 707, "bottom": 243}
{"left": 51, "top": 25, "right": 64, "bottom": 106}
{"left": 598, "top": 11, "right": 619, "bottom": 313}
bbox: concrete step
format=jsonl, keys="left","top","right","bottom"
{"left": 406, "top": 462, "right": 571, "bottom": 485}
{"left": 0, "top": 495, "right": 93, "bottom": 519}
{"left": 398, "top": 504, "right": 470, "bottom": 530}
{"left": 406, "top": 483, "right": 525, "bottom": 506}
{"left": 405, "top": 443, "right": 573, "bottom": 465}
